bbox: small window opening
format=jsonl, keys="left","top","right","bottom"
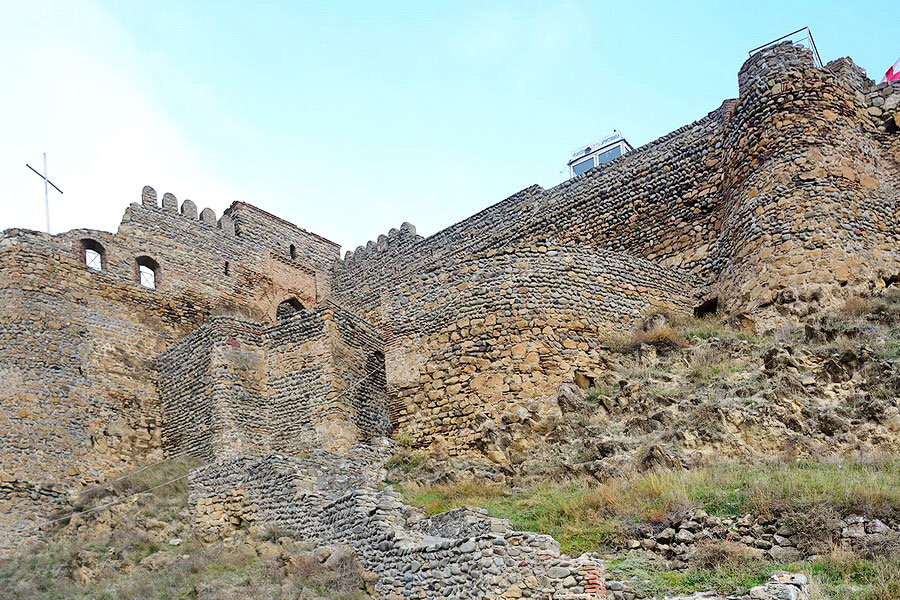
{"left": 694, "top": 297, "right": 719, "bottom": 318}
{"left": 885, "top": 273, "right": 900, "bottom": 287}
{"left": 85, "top": 249, "right": 102, "bottom": 271}
{"left": 224, "top": 261, "right": 230, "bottom": 276}
{"left": 136, "top": 256, "right": 159, "bottom": 290}
{"left": 289, "top": 244, "right": 297, "bottom": 259}
{"left": 276, "top": 297, "right": 304, "bottom": 320}
{"left": 81, "top": 239, "right": 105, "bottom": 271}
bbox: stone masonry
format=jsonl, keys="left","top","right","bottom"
{"left": 0, "top": 42, "right": 897, "bottom": 598}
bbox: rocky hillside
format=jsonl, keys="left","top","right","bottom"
{"left": 0, "top": 461, "right": 377, "bottom": 600}
{"left": 2, "top": 290, "right": 897, "bottom": 600}
{"left": 387, "top": 289, "right": 900, "bottom": 599}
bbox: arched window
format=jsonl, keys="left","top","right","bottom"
{"left": 289, "top": 244, "right": 297, "bottom": 259}
{"left": 276, "top": 297, "right": 304, "bottom": 320}
{"left": 81, "top": 239, "right": 105, "bottom": 272}
{"left": 136, "top": 256, "right": 160, "bottom": 289}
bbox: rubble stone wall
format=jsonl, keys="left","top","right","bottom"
{"left": 159, "top": 317, "right": 269, "bottom": 461}
{"left": 627, "top": 509, "right": 900, "bottom": 569}
{"left": 190, "top": 454, "right": 610, "bottom": 600}
{"left": 228, "top": 201, "right": 340, "bottom": 286}
{"left": 385, "top": 242, "right": 695, "bottom": 453}
{"left": 159, "top": 307, "right": 389, "bottom": 460}
{"left": 117, "top": 191, "right": 334, "bottom": 320}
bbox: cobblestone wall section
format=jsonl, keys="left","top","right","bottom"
{"left": 265, "top": 304, "right": 389, "bottom": 453}
{"left": 159, "top": 317, "right": 269, "bottom": 461}
{"left": 521, "top": 112, "right": 725, "bottom": 280}
{"left": 385, "top": 242, "right": 695, "bottom": 453}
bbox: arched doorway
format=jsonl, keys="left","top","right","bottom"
{"left": 276, "top": 297, "right": 305, "bottom": 320}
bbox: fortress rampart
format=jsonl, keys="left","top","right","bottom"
{"left": 384, "top": 242, "right": 695, "bottom": 453}
{"left": 0, "top": 42, "right": 897, "bottom": 555}
{"left": 717, "top": 44, "right": 900, "bottom": 317}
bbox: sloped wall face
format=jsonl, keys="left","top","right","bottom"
{"left": 716, "top": 43, "right": 900, "bottom": 317}
{"left": 0, "top": 233, "right": 207, "bottom": 553}
{"left": 385, "top": 243, "right": 694, "bottom": 454}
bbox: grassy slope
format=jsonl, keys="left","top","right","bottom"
{"left": 399, "top": 460, "right": 900, "bottom": 599}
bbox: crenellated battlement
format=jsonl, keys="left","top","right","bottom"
{"left": 138, "top": 185, "right": 236, "bottom": 235}
{"left": 337, "top": 221, "right": 422, "bottom": 266}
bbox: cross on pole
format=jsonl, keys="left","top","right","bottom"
{"left": 26, "top": 152, "right": 63, "bottom": 233}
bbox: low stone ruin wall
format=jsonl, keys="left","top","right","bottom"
{"left": 626, "top": 509, "right": 899, "bottom": 568}
{"left": 189, "top": 452, "right": 610, "bottom": 599}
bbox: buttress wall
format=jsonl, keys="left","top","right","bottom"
{"left": 159, "top": 306, "right": 389, "bottom": 461}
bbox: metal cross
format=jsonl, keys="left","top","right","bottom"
{"left": 26, "top": 152, "right": 63, "bottom": 233}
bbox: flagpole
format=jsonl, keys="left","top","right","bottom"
{"left": 43, "top": 152, "right": 50, "bottom": 233}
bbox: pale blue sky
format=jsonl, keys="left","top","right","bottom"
{"left": 0, "top": 1, "right": 895, "bottom": 251}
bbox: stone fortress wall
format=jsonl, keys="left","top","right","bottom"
{"left": 717, "top": 44, "right": 900, "bottom": 317}
{"left": 384, "top": 242, "right": 695, "bottom": 453}
{"left": 333, "top": 44, "right": 898, "bottom": 327}
{"left": 0, "top": 192, "right": 337, "bottom": 552}
{"left": 0, "top": 42, "right": 898, "bottom": 564}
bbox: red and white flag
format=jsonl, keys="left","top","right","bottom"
{"left": 883, "top": 57, "right": 900, "bottom": 83}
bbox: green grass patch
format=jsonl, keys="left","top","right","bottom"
{"left": 606, "top": 553, "right": 900, "bottom": 599}
{"left": 401, "top": 459, "right": 900, "bottom": 555}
